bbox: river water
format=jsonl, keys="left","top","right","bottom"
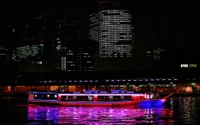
{"left": 0, "top": 96, "right": 200, "bottom": 125}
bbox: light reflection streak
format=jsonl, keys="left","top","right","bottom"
{"left": 28, "top": 105, "right": 174, "bottom": 124}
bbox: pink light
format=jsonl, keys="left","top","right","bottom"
{"left": 161, "top": 99, "right": 166, "bottom": 102}
{"left": 93, "top": 95, "right": 98, "bottom": 101}
{"left": 36, "top": 16, "right": 42, "bottom": 20}
{"left": 58, "top": 95, "right": 61, "bottom": 101}
{"left": 58, "top": 93, "right": 144, "bottom": 97}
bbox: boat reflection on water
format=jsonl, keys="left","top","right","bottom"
{"left": 28, "top": 105, "right": 174, "bottom": 124}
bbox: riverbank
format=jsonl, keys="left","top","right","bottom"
{"left": 1, "top": 92, "right": 200, "bottom": 97}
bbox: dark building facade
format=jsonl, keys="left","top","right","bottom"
{"left": 0, "top": 46, "right": 8, "bottom": 72}
{"left": 54, "top": 20, "right": 97, "bottom": 72}
{"left": 7, "top": 14, "right": 55, "bottom": 72}
{"left": 7, "top": 13, "right": 97, "bottom": 72}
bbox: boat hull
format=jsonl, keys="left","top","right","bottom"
{"left": 28, "top": 99, "right": 139, "bottom": 107}
{"left": 138, "top": 99, "right": 166, "bottom": 107}
{"left": 28, "top": 99, "right": 167, "bottom": 107}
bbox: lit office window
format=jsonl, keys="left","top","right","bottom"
{"left": 89, "top": 9, "right": 134, "bottom": 58}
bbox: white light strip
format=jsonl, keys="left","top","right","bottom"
{"left": 58, "top": 94, "right": 144, "bottom": 96}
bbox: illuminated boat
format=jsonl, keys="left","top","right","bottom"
{"left": 27, "top": 90, "right": 173, "bottom": 107}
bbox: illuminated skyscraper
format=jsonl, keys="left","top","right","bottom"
{"left": 89, "top": 0, "right": 134, "bottom": 70}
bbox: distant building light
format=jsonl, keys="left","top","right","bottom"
{"left": 180, "top": 64, "right": 188, "bottom": 68}
{"left": 146, "top": 51, "right": 151, "bottom": 53}
{"left": 189, "top": 64, "right": 197, "bottom": 68}
{"left": 37, "top": 61, "right": 42, "bottom": 64}
{"left": 36, "top": 17, "right": 42, "bottom": 20}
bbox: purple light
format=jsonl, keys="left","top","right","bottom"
{"left": 49, "top": 81, "right": 52, "bottom": 83}
{"left": 27, "top": 100, "right": 172, "bottom": 124}
{"left": 139, "top": 79, "right": 142, "bottom": 81}
{"left": 90, "top": 80, "right": 93, "bottom": 82}
{"left": 145, "top": 79, "right": 148, "bottom": 81}
{"left": 58, "top": 93, "right": 144, "bottom": 96}
{"left": 69, "top": 80, "right": 72, "bottom": 82}
{"left": 161, "top": 99, "right": 166, "bottom": 102}
{"left": 174, "top": 78, "right": 177, "bottom": 81}
{"left": 122, "top": 80, "right": 126, "bottom": 81}
{"left": 133, "top": 79, "right": 137, "bottom": 81}
{"left": 117, "top": 80, "right": 120, "bottom": 82}
{"left": 95, "top": 80, "right": 98, "bottom": 82}
{"left": 74, "top": 80, "right": 77, "bottom": 82}
{"left": 162, "top": 79, "right": 166, "bottom": 81}
{"left": 128, "top": 80, "right": 131, "bottom": 82}
{"left": 111, "top": 80, "right": 115, "bottom": 82}
{"left": 79, "top": 80, "right": 82, "bottom": 82}
{"left": 150, "top": 79, "right": 154, "bottom": 81}
{"left": 168, "top": 79, "right": 171, "bottom": 81}
{"left": 84, "top": 80, "right": 88, "bottom": 82}
{"left": 105, "top": 80, "right": 109, "bottom": 82}
{"left": 44, "top": 81, "right": 47, "bottom": 83}
{"left": 156, "top": 79, "right": 159, "bottom": 81}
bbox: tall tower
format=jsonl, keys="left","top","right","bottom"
{"left": 89, "top": 0, "right": 134, "bottom": 71}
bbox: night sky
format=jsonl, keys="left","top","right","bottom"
{"left": 1, "top": 1, "right": 200, "bottom": 51}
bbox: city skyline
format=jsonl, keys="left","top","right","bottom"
{"left": 1, "top": 1, "right": 200, "bottom": 72}
{"left": 2, "top": 1, "right": 199, "bottom": 48}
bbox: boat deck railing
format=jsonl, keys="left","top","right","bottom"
{"left": 28, "top": 90, "right": 144, "bottom": 95}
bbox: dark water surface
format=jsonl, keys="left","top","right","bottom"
{"left": 0, "top": 96, "right": 200, "bottom": 125}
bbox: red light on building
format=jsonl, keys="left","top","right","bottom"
{"left": 36, "top": 17, "right": 42, "bottom": 20}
